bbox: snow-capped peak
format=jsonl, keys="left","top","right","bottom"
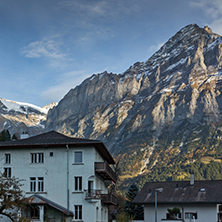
{"left": 0, "top": 98, "right": 48, "bottom": 115}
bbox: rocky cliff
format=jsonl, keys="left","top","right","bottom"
{"left": 0, "top": 98, "right": 57, "bottom": 137}
{"left": 45, "top": 24, "right": 222, "bottom": 188}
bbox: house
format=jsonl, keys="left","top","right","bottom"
{"left": 133, "top": 177, "right": 222, "bottom": 222}
{"left": 0, "top": 131, "right": 117, "bottom": 222}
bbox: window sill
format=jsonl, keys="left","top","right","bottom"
{"left": 72, "top": 191, "right": 84, "bottom": 194}
{"left": 26, "top": 191, "right": 47, "bottom": 194}
{"left": 72, "top": 163, "right": 84, "bottom": 165}
{"left": 29, "top": 163, "right": 44, "bottom": 165}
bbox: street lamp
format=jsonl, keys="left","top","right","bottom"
{"left": 155, "top": 188, "right": 163, "bottom": 222}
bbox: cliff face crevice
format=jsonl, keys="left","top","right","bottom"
{"left": 45, "top": 24, "right": 222, "bottom": 186}
{"left": 46, "top": 24, "right": 222, "bottom": 139}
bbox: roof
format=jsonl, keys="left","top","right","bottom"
{"left": 133, "top": 180, "right": 222, "bottom": 205}
{"left": 0, "top": 131, "right": 115, "bottom": 164}
{"left": 27, "top": 194, "right": 73, "bottom": 216}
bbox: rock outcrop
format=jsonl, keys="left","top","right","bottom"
{"left": 44, "top": 24, "right": 222, "bottom": 187}
{"left": 0, "top": 98, "right": 57, "bottom": 137}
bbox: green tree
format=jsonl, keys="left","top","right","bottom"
{"left": 12, "top": 134, "right": 18, "bottom": 141}
{"left": 0, "top": 130, "right": 11, "bottom": 142}
{"left": 124, "top": 184, "right": 144, "bottom": 220}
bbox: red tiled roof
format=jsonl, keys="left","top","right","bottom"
{"left": 0, "top": 131, "right": 115, "bottom": 164}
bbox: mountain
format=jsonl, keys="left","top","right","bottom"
{"left": 0, "top": 24, "right": 219, "bottom": 189}
{"left": 0, "top": 98, "right": 57, "bottom": 137}
{"left": 45, "top": 24, "right": 222, "bottom": 189}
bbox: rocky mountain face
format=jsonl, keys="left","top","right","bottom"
{"left": 39, "top": 24, "right": 222, "bottom": 188}
{"left": 0, "top": 98, "right": 57, "bottom": 137}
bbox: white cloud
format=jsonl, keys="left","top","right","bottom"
{"left": 58, "top": 0, "right": 139, "bottom": 18}
{"left": 148, "top": 43, "right": 164, "bottom": 55}
{"left": 190, "top": 0, "right": 222, "bottom": 35}
{"left": 210, "top": 18, "right": 222, "bottom": 35}
{"left": 21, "top": 38, "right": 68, "bottom": 68}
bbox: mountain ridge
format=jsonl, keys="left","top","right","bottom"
{"left": 2, "top": 24, "right": 222, "bottom": 189}
{"left": 46, "top": 23, "right": 222, "bottom": 141}
{"left": 0, "top": 98, "right": 57, "bottom": 137}
{"left": 45, "top": 24, "right": 222, "bottom": 189}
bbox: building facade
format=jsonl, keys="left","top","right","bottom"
{"left": 133, "top": 179, "right": 222, "bottom": 222}
{"left": 0, "top": 131, "right": 117, "bottom": 222}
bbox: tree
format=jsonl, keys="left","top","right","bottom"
{"left": 0, "top": 130, "right": 11, "bottom": 142}
{"left": 0, "top": 173, "right": 27, "bottom": 221}
{"left": 167, "top": 207, "right": 181, "bottom": 219}
{"left": 12, "top": 134, "right": 18, "bottom": 141}
{"left": 124, "top": 184, "right": 144, "bottom": 220}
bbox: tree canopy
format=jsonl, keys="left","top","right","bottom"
{"left": 0, "top": 173, "right": 27, "bottom": 221}
{"left": 124, "top": 184, "right": 144, "bottom": 220}
{"left": 0, "top": 130, "right": 11, "bottom": 142}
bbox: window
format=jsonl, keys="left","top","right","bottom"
{"left": 38, "top": 153, "right": 44, "bottom": 163}
{"left": 38, "top": 177, "right": 44, "bottom": 192}
{"left": 23, "top": 206, "right": 40, "bottom": 219}
{"left": 30, "top": 177, "right": 36, "bottom": 192}
{"left": 74, "top": 151, "right": 83, "bottom": 163}
{"left": 74, "top": 177, "right": 82, "bottom": 191}
{"left": 31, "top": 153, "right": 44, "bottom": 163}
{"left": 49, "top": 152, "right": 53, "bottom": 157}
{"left": 30, "top": 177, "right": 44, "bottom": 192}
{"left": 185, "top": 212, "right": 197, "bottom": 219}
{"left": 5, "top": 154, "right": 11, "bottom": 164}
{"left": 4, "top": 168, "right": 11, "bottom": 178}
{"left": 74, "top": 205, "right": 82, "bottom": 220}
{"left": 30, "top": 206, "right": 40, "bottom": 219}
{"left": 96, "top": 207, "right": 99, "bottom": 221}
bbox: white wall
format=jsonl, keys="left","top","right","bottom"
{"left": 0, "top": 145, "right": 110, "bottom": 222}
{"left": 144, "top": 204, "right": 218, "bottom": 222}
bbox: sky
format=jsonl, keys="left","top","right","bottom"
{"left": 1, "top": 0, "right": 222, "bottom": 107}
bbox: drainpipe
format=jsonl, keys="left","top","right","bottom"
{"left": 181, "top": 206, "right": 184, "bottom": 221}
{"left": 66, "top": 145, "right": 70, "bottom": 210}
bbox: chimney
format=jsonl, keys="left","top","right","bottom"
{"left": 20, "top": 131, "right": 29, "bottom": 140}
{"left": 190, "top": 174, "right": 194, "bottom": 186}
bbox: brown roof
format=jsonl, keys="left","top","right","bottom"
{"left": 0, "top": 131, "right": 115, "bottom": 164}
{"left": 133, "top": 180, "right": 222, "bottom": 204}
{"left": 27, "top": 194, "right": 73, "bottom": 216}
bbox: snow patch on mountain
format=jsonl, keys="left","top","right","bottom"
{"left": 0, "top": 98, "right": 48, "bottom": 115}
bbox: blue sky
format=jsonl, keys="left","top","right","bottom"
{"left": 1, "top": 0, "right": 222, "bottom": 107}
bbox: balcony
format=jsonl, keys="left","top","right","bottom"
{"left": 85, "top": 189, "right": 101, "bottom": 203}
{"left": 101, "top": 193, "right": 117, "bottom": 206}
{"left": 95, "top": 162, "right": 117, "bottom": 183}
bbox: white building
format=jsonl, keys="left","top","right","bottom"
{"left": 0, "top": 131, "right": 117, "bottom": 222}
{"left": 133, "top": 179, "right": 222, "bottom": 222}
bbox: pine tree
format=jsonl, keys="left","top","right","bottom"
{"left": 12, "top": 134, "right": 18, "bottom": 140}
{"left": 124, "top": 184, "right": 144, "bottom": 220}
{"left": 0, "top": 130, "right": 11, "bottom": 142}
